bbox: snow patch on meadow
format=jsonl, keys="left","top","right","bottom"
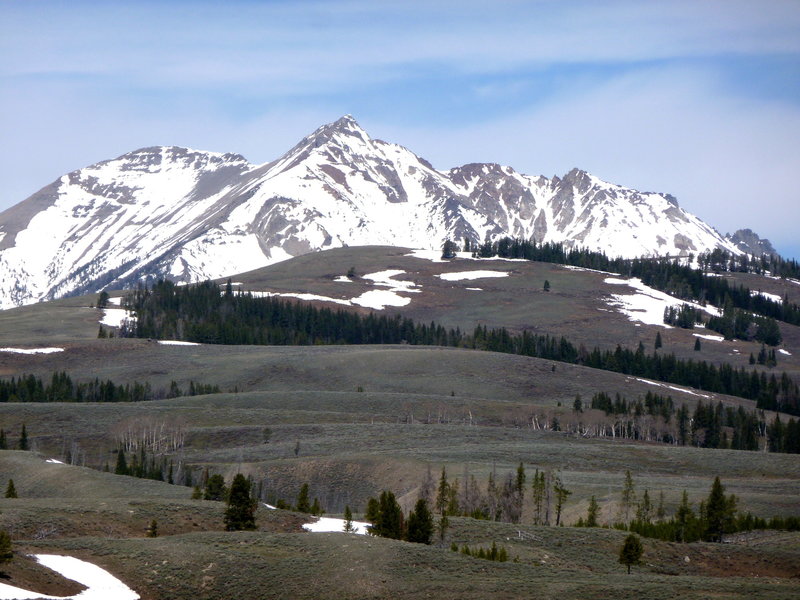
{"left": 100, "top": 308, "right": 133, "bottom": 328}
{"left": 0, "top": 554, "right": 139, "bottom": 600}
{"left": 157, "top": 340, "right": 200, "bottom": 346}
{"left": 45, "top": 458, "right": 65, "bottom": 464}
{"left": 302, "top": 516, "right": 370, "bottom": 535}
{"left": 751, "top": 290, "right": 783, "bottom": 303}
{"left": 693, "top": 333, "right": 725, "bottom": 342}
{"left": 241, "top": 270, "right": 419, "bottom": 310}
{"left": 633, "top": 378, "right": 711, "bottom": 399}
{"left": 604, "top": 277, "right": 720, "bottom": 328}
{"left": 0, "top": 347, "right": 63, "bottom": 354}
{"left": 438, "top": 270, "right": 509, "bottom": 281}
{"left": 779, "top": 349, "right": 792, "bottom": 356}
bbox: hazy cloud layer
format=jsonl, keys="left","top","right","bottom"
{"left": 1, "top": 0, "right": 798, "bottom": 257}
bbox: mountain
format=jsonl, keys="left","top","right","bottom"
{"left": 726, "top": 228, "right": 776, "bottom": 256}
{"left": 0, "top": 115, "right": 745, "bottom": 309}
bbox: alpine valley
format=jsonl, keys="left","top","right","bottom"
{"left": 0, "top": 115, "right": 772, "bottom": 309}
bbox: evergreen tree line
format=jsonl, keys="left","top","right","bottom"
{"left": 705, "top": 305, "right": 783, "bottom": 346}
{"left": 0, "top": 371, "right": 220, "bottom": 403}
{"left": 589, "top": 391, "right": 800, "bottom": 453}
{"left": 469, "top": 237, "right": 800, "bottom": 327}
{"left": 121, "top": 280, "right": 800, "bottom": 414}
{"left": 608, "top": 475, "right": 800, "bottom": 543}
{"left": 450, "top": 541, "right": 510, "bottom": 562}
{"left": 114, "top": 447, "right": 178, "bottom": 483}
{"left": 421, "top": 464, "right": 571, "bottom": 527}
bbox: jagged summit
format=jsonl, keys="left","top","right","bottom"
{"left": 0, "top": 116, "right": 749, "bottom": 308}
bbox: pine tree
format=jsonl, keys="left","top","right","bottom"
{"left": 435, "top": 467, "right": 450, "bottom": 515}
{"left": 343, "top": 505, "right": 355, "bottom": 533}
{"left": 655, "top": 332, "right": 663, "bottom": 350}
{"left": 618, "top": 533, "right": 643, "bottom": 574}
{"left": 372, "top": 491, "right": 403, "bottom": 540}
{"left": 543, "top": 280, "right": 551, "bottom": 292}
{"left": 694, "top": 337, "right": 701, "bottom": 351}
{"left": 4, "top": 479, "right": 16, "bottom": 499}
{"left": 406, "top": 498, "right": 434, "bottom": 544}
{"left": 224, "top": 473, "right": 257, "bottom": 531}
{"left": 586, "top": 495, "right": 599, "bottom": 527}
{"left": 0, "top": 429, "right": 5, "bottom": 449}
{"left": 365, "top": 497, "right": 380, "bottom": 524}
{"left": 619, "top": 470, "right": 636, "bottom": 523}
{"left": 115, "top": 449, "right": 129, "bottom": 476}
{"left": 704, "top": 477, "right": 736, "bottom": 542}
{"left": 204, "top": 474, "right": 227, "bottom": 501}
{"left": 553, "top": 474, "right": 572, "bottom": 526}
{"left": 295, "top": 483, "right": 311, "bottom": 513}
{"left": 675, "top": 490, "right": 695, "bottom": 543}
{"left": 18, "top": 424, "right": 28, "bottom": 451}
{"left": 636, "top": 489, "right": 652, "bottom": 524}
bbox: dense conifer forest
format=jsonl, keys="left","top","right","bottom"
{"left": 120, "top": 280, "right": 800, "bottom": 417}
{"left": 472, "top": 238, "right": 800, "bottom": 327}
{"left": 0, "top": 371, "right": 219, "bottom": 403}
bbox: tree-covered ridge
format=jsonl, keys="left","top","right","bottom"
{"left": 472, "top": 238, "right": 800, "bottom": 327}
{"left": 0, "top": 371, "right": 219, "bottom": 403}
{"left": 122, "top": 280, "right": 800, "bottom": 416}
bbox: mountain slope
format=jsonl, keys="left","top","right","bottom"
{"left": 0, "top": 115, "right": 742, "bottom": 308}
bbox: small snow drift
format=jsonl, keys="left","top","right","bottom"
{"left": 0, "top": 347, "right": 63, "bottom": 354}
{"left": 0, "top": 554, "right": 139, "bottom": 600}
{"left": 157, "top": 340, "right": 201, "bottom": 346}
{"left": 437, "top": 270, "right": 510, "bottom": 281}
{"left": 693, "top": 333, "right": 725, "bottom": 342}
{"left": 302, "top": 516, "right": 371, "bottom": 535}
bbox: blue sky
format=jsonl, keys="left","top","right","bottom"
{"left": 2, "top": 0, "right": 799, "bottom": 258}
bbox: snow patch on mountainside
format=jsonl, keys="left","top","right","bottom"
{"left": 604, "top": 277, "right": 720, "bottom": 328}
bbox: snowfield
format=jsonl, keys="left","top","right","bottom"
{"left": 0, "top": 554, "right": 139, "bottom": 600}
{"left": 0, "top": 347, "right": 63, "bottom": 354}
{"left": 302, "top": 516, "right": 371, "bottom": 535}
{"left": 604, "top": 277, "right": 720, "bottom": 328}
{"left": 437, "top": 270, "right": 509, "bottom": 281}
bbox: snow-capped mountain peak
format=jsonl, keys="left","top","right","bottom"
{"left": 0, "top": 115, "right": 745, "bottom": 308}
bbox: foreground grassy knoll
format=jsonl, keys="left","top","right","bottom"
{"left": 1, "top": 454, "right": 798, "bottom": 599}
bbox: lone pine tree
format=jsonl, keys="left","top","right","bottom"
{"left": 618, "top": 533, "right": 643, "bottom": 574}
{"left": 224, "top": 473, "right": 257, "bottom": 531}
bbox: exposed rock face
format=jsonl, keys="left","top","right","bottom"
{"left": 726, "top": 229, "right": 776, "bottom": 256}
{"left": 0, "top": 115, "right": 744, "bottom": 308}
